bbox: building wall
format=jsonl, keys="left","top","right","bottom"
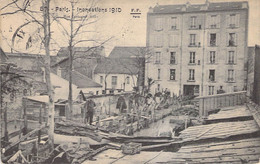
{"left": 94, "top": 73, "right": 137, "bottom": 92}
{"left": 146, "top": 3, "right": 248, "bottom": 96}
{"left": 253, "top": 45, "right": 260, "bottom": 105}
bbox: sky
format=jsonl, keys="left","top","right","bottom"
{"left": 1, "top": 0, "right": 259, "bottom": 56}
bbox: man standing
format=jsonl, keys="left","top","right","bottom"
{"left": 84, "top": 98, "right": 96, "bottom": 125}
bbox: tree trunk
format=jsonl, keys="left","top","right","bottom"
{"left": 43, "top": 0, "right": 54, "bottom": 151}
{"left": 23, "top": 99, "right": 27, "bottom": 135}
{"left": 4, "top": 103, "right": 8, "bottom": 147}
{"left": 68, "top": 3, "right": 74, "bottom": 120}
{"left": 68, "top": 51, "right": 73, "bottom": 119}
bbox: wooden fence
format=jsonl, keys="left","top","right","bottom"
{"left": 195, "top": 91, "right": 247, "bottom": 117}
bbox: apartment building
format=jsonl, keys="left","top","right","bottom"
{"left": 146, "top": 1, "right": 249, "bottom": 96}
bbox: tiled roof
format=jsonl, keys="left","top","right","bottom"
{"left": 62, "top": 70, "right": 102, "bottom": 88}
{"left": 150, "top": 1, "right": 248, "bottom": 14}
{"left": 109, "top": 46, "right": 146, "bottom": 58}
{"left": 0, "top": 47, "right": 7, "bottom": 62}
{"left": 53, "top": 46, "right": 104, "bottom": 66}
{"left": 56, "top": 46, "right": 105, "bottom": 57}
{"left": 94, "top": 58, "right": 139, "bottom": 75}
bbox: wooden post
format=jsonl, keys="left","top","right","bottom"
{"left": 109, "top": 97, "right": 111, "bottom": 116}
{"left": 23, "top": 98, "right": 28, "bottom": 135}
{"left": 38, "top": 104, "right": 42, "bottom": 143}
{"left": 4, "top": 102, "right": 9, "bottom": 147}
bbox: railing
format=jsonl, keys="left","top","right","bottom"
{"left": 195, "top": 91, "right": 247, "bottom": 117}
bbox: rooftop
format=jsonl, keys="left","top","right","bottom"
{"left": 61, "top": 70, "right": 102, "bottom": 88}
{"left": 94, "top": 58, "right": 139, "bottom": 75}
{"left": 109, "top": 46, "right": 146, "bottom": 58}
{"left": 149, "top": 1, "right": 248, "bottom": 14}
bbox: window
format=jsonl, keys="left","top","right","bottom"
{"left": 100, "top": 76, "right": 103, "bottom": 84}
{"left": 209, "top": 70, "right": 215, "bottom": 82}
{"left": 57, "top": 68, "right": 62, "bottom": 77}
{"left": 154, "top": 35, "right": 163, "bottom": 47}
{"left": 228, "top": 33, "right": 236, "bottom": 46}
{"left": 170, "top": 69, "right": 176, "bottom": 80}
{"left": 170, "top": 52, "right": 176, "bottom": 64}
{"left": 227, "top": 69, "right": 234, "bottom": 82}
{"left": 112, "top": 76, "right": 117, "bottom": 86}
{"left": 228, "top": 51, "right": 235, "bottom": 64}
{"left": 126, "top": 76, "right": 130, "bottom": 84}
{"left": 229, "top": 14, "right": 236, "bottom": 28}
{"left": 190, "top": 34, "right": 196, "bottom": 46}
{"left": 155, "top": 52, "right": 161, "bottom": 63}
{"left": 169, "top": 34, "right": 178, "bottom": 47}
{"left": 209, "top": 51, "right": 216, "bottom": 64}
{"left": 155, "top": 17, "right": 163, "bottom": 31}
{"left": 210, "top": 33, "right": 216, "bottom": 46}
{"left": 210, "top": 15, "right": 217, "bottom": 28}
{"left": 189, "top": 69, "right": 195, "bottom": 81}
{"left": 189, "top": 52, "right": 196, "bottom": 64}
{"left": 158, "top": 69, "right": 161, "bottom": 80}
{"left": 157, "top": 84, "right": 160, "bottom": 92}
{"left": 190, "top": 16, "right": 197, "bottom": 29}
{"left": 209, "top": 86, "right": 214, "bottom": 95}
{"left": 170, "top": 17, "right": 177, "bottom": 29}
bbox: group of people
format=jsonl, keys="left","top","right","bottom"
{"left": 82, "top": 90, "right": 172, "bottom": 125}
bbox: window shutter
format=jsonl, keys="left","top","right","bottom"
{"left": 226, "top": 15, "right": 230, "bottom": 27}
{"left": 234, "top": 70, "right": 236, "bottom": 82}
{"left": 226, "top": 50, "right": 228, "bottom": 64}
{"left": 216, "top": 33, "right": 219, "bottom": 46}
{"left": 206, "top": 69, "right": 209, "bottom": 81}
{"left": 236, "top": 14, "right": 240, "bottom": 27}
{"left": 175, "top": 35, "right": 179, "bottom": 46}
{"left": 217, "top": 15, "right": 220, "bottom": 28}
{"left": 226, "top": 33, "right": 229, "bottom": 46}
{"left": 225, "top": 69, "right": 228, "bottom": 82}
{"left": 160, "top": 35, "right": 163, "bottom": 47}
{"left": 235, "top": 33, "right": 238, "bottom": 46}
{"left": 176, "top": 17, "right": 179, "bottom": 29}
{"left": 207, "top": 51, "right": 209, "bottom": 63}
{"left": 168, "top": 17, "right": 171, "bottom": 30}
{"left": 160, "top": 18, "right": 163, "bottom": 30}
{"left": 207, "top": 33, "right": 210, "bottom": 46}
{"left": 235, "top": 50, "right": 237, "bottom": 64}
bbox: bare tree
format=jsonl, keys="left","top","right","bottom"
{"left": 1, "top": 0, "right": 55, "bottom": 151}
{"left": 51, "top": 0, "right": 112, "bottom": 118}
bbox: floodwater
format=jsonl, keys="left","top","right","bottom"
{"left": 133, "top": 116, "right": 178, "bottom": 137}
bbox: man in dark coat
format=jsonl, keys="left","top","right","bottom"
{"left": 116, "top": 95, "right": 127, "bottom": 114}
{"left": 84, "top": 98, "right": 96, "bottom": 125}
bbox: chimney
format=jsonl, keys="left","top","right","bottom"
{"left": 186, "top": 1, "right": 191, "bottom": 8}
{"left": 205, "top": 0, "right": 210, "bottom": 8}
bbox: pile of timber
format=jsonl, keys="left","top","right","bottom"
{"left": 52, "top": 142, "right": 115, "bottom": 163}
{"left": 206, "top": 105, "right": 253, "bottom": 123}
{"left": 179, "top": 120, "right": 260, "bottom": 142}
{"left": 55, "top": 120, "right": 104, "bottom": 142}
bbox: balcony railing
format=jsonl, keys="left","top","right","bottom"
{"left": 195, "top": 91, "right": 246, "bottom": 117}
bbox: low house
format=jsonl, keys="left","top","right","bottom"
{"left": 93, "top": 46, "right": 146, "bottom": 93}
{"left": 108, "top": 46, "right": 146, "bottom": 89}
{"left": 94, "top": 58, "right": 138, "bottom": 93}
{"left": 52, "top": 46, "right": 105, "bottom": 79}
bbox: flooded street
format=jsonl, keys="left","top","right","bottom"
{"left": 134, "top": 116, "right": 178, "bottom": 137}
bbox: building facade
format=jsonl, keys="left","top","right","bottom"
{"left": 146, "top": 1, "right": 249, "bottom": 96}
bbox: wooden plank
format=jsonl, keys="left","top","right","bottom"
{"left": 247, "top": 103, "right": 260, "bottom": 128}
{"left": 179, "top": 138, "right": 260, "bottom": 153}
{"left": 179, "top": 120, "right": 260, "bottom": 141}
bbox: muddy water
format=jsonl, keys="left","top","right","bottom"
{"left": 133, "top": 116, "right": 178, "bottom": 137}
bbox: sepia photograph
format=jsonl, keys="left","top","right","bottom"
{"left": 0, "top": 0, "right": 260, "bottom": 163}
